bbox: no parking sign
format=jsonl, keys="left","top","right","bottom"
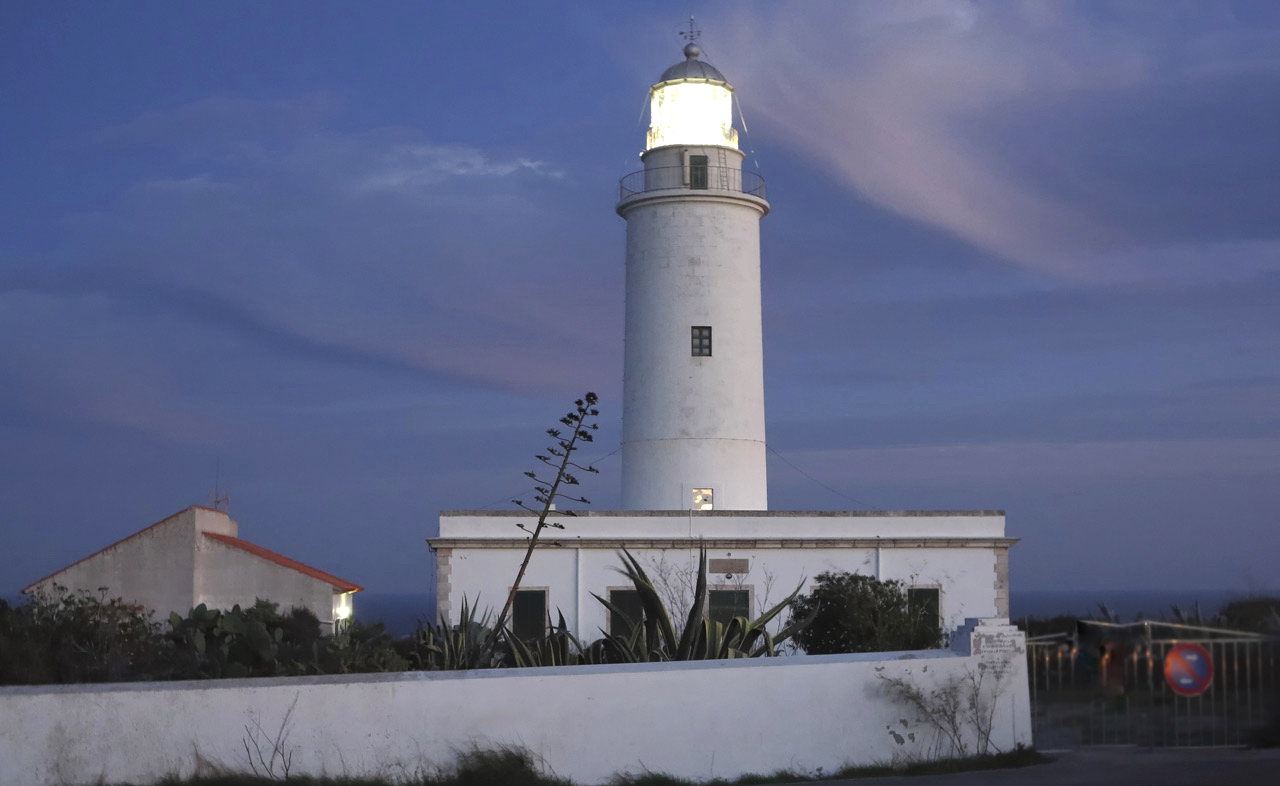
{"left": 1164, "top": 642, "right": 1214, "bottom": 696}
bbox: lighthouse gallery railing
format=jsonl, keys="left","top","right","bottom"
{"left": 619, "top": 166, "right": 766, "bottom": 200}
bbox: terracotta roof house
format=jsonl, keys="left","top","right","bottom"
{"left": 23, "top": 506, "right": 361, "bottom": 632}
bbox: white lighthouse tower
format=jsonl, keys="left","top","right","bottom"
{"left": 617, "top": 42, "right": 770, "bottom": 511}
{"left": 433, "top": 37, "right": 1014, "bottom": 643}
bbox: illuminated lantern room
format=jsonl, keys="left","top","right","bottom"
{"left": 646, "top": 43, "right": 738, "bottom": 150}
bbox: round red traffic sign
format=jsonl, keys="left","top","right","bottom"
{"left": 1164, "top": 642, "right": 1214, "bottom": 697}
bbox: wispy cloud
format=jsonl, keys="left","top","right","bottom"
{"left": 356, "top": 145, "right": 562, "bottom": 193}
{"left": 716, "top": 1, "right": 1280, "bottom": 277}
{"left": 49, "top": 95, "right": 609, "bottom": 396}
{"left": 99, "top": 93, "right": 562, "bottom": 193}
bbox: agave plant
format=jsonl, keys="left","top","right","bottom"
{"left": 411, "top": 596, "right": 504, "bottom": 671}
{"left": 593, "top": 547, "right": 812, "bottom": 662}
{"left": 504, "top": 611, "right": 618, "bottom": 668}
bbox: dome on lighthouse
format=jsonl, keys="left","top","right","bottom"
{"left": 646, "top": 42, "right": 738, "bottom": 150}
{"left": 656, "top": 43, "right": 730, "bottom": 87}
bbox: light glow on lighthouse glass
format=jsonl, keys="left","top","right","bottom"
{"left": 646, "top": 82, "right": 738, "bottom": 150}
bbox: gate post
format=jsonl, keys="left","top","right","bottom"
{"left": 951, "top": 617, "right": 1034, "bottom": 750}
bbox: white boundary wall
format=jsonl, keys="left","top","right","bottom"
{"left": 0, "top": 619, "right": 1030, "bottom": 786}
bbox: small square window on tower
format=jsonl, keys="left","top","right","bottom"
{"left": 692, "top": 488, "right": 714, "bottom": 510}
{"left": 691, "top": 326, "right": 712, "bottom": 356}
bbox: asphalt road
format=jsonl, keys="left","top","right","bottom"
{"left": 811, "top": 748, "right": 1280, "bottom": 786}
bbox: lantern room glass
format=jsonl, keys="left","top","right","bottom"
{"left": 647, "top": 82, "right": 738, "bottom": 150}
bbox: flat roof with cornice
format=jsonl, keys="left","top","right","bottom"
{"left": 440, "top": 509, "right": 1004, "bottom": 517}
{"left": 434, "top": 509, "right": 1009, "bottom": 545}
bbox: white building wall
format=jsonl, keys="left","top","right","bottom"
{"left": 24, "top": 507, "right": 237, "bottom": 619}
{"left": 195, "top": 539, "right": 341, "bottom": 629}
{"left": 0, "top": 621, "right": 1031, "bottom": 786}
{"left": 24, "top": 507, "right": 354, "bottom": 630}
{"left": 433, "top": 511, "right": 1011, "bottom": 640}
{"left": 443, "top": 544, "right": 1000, "bottom": 640}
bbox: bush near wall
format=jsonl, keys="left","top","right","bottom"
{"left": 0, "top": 587, "right": 160, "bottom": 684}
{"left": 786, "top": 572, "right": 941, "bottom": 655}
{"left": 0, "top": 587, "right": 409, "bottom": 685}
{"left": 165, "top": 599, "right": 410, "bottom": 679}
{"left": 2, "top": 549, "right": 816, "bottom": 685}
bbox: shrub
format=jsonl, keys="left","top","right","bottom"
{"left": 165, "top": 600, "right": 411, "bottom": 679}
{"left": 1219, "top": 595, "right": 1280, "bottom": 635}
{"left": 449, "top": 746, "right": 569, "bottom": 786}
{"left": 0, "top": 585, "right": 161, "bottom": 685}
{"left": 787, "top": 571, "right": 940, "bottom": 655}
{"left": 1, "top": 590, "right": 411, "bottom": 685}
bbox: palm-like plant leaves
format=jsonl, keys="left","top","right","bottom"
{"left": 413, "top": 596, "right": 502, "bottom": 671}
{"left": 594, "top": 547, "right": 811, "bottom": 661}
{"left": 419, "top": 550, "right": 816, "bottom": 670}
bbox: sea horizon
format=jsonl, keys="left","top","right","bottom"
{"left": 328, "top": 587, "right": 1280, "bottom": 637}
{"left": 7, "top": 587, "right": 1277, "bottom": 638}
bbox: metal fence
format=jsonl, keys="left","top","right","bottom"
{"left": 619, "top": 166, "right": 766, "bottom": 200}
{"left": 1028, "top": 621, "right": 1278, "bottom": 748}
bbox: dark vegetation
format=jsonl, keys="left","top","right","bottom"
{"left": 1016, "top": 594, "right": 1280, "bottom": 639}
{"left": 147, "top": 747, "right": 570, "bottom": 785}
{"left": 7, "top": 582, "right": 1275, "bottom": 687}
{"left": 3, "top": 555, "right": 960, "bottom": 686}
{"left": 1220, "top": 595, "right": 1280, "bottom": 634}
{"left": 120, "top": 746, "right": 1048, "bottom": 785}
{"left": 611, "top": 747, "right": 1048, "bottom": 784}
{"left": 786, "top": 572, "right": 941, "bottom": 655}
{"left": 0, "top": 548, "right": 814, "bottom": 685}
{"left": 0, "top": 586, "right": 159, "bottom": 684}
{"left": 0, "top": 588, "right": 409, "bottom": 685}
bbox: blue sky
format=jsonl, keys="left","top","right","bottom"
{"left": 2, "top": 1, "right": 1278, "bottom": 598}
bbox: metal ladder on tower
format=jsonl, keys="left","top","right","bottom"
{"left": 716, "top": 147, "right": 731, "bottom": 190}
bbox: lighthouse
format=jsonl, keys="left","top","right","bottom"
{"left": 433, "top": 37, "right": 1013, "bottom": 643}
{"left": 617, "top": 42, "right": 770, "bottom": 511}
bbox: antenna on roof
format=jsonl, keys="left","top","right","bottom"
{"left": 207, "top": 458, "right": 230, "bottom": 512}
{"left": 680, "top": 14, "right": 702, "bottom": 47}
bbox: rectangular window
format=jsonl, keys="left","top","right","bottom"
{"left": 692, "top": 488, "right": 714, "bottom": 510}
{"left": 708, "top": 588, "right": 751, "bottom": 626}
{"left": 511, "top": 588, "right": 548, "bottom": 643}
{"left": 608, "top": 588, "right": 644, "bottom": 637}
{"left": 907, "top": 587, "right": 942, "bottom": 648}
{"left": 689, "top": 154, "right": 709, "bottom": 189}
{"left": 691, "top": 326, "right": 712, "bottom": 357}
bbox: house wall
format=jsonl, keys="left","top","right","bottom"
{"left": 433, "top": 511, "right": 1012, "bottom": 640}
{"left": 25, "top": 508, "right": 236, "bottom": 619}
{"left": 0, "top": 620, "right": 1031, "bottom": 786}
{"left": 24, "top": 507, "right": 353, "bottom": 630}
{"left": 195, "top": 539, "right": 340, "bottom": 629}
{"left": 443, "top": 543, "right": 1000, "bottom": 639}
